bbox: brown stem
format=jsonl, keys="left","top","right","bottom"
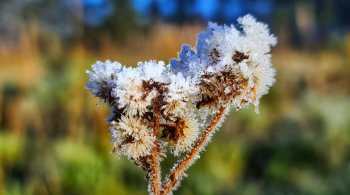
{"left": 161, "top": 106, "right": 226, "bottom": 195}
{"left": 148, "top": 143, "right": 161, "bottom": 195}
{"left": 148, "top": 98, "right": 162, "bottom": 195}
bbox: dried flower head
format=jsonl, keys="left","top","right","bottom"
{"left": 171, "top": 116, "right": 199, "bottom": 156}
{"left": 111, "top": 116, "right": 155, "bottom": 160}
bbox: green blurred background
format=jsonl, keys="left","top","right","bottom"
{"left": 1, "top": 0, "right": 350, "bottom": 194}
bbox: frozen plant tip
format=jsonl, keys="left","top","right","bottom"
{"left": 86, "top": 15, "right": 277, "bottom": 195}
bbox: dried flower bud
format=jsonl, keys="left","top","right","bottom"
{"left": 86, "top": 60, "right": 122, "bottom": 104}
{"left": 111, "top": 116, "right": 155, "bottom": 159}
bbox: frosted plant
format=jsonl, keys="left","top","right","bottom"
{"left": 86, "top": 15, "right": 276, "bottom": 195}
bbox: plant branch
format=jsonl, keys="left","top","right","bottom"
{"left": 161, "top": 106, "right": 226, "bottom": 195}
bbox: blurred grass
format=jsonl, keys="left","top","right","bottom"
{"left": 1, "top": 23, "right": 350, "bottom": 195}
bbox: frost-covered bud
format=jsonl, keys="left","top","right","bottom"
{"left": 196, "top": 15, "right": 276, "bottom": 71}
{"left": 112, "top": 61, "right": 169, "bottom": 116}
{"left": 86, "top": 60, "right": 122, "bottom": 103}
{"left": 194, "top": 14, "right": 277, "bottom": 110}
{"left": 111, "top": 116, "right": 155, "bottom": 160}
{"left": 161, "top": 115, "right": 199, "bottom": 156}
{"left": 162, "top": 73, "right": 197, "bottom": 118}
{"left": 113, "top": 67, "right": 152, "bottom": 116}
{"left": 196, "top": 70, "right": 249, "bottom": 109}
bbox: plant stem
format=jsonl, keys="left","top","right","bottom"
{"left": 148, "top": 99, "right": 162, "bottom": 195}
{"left": 161, "top": 106, "right": 226, "bottom": 195}
{"left": 148, "top": 144, "right": 161, "bottom": 195}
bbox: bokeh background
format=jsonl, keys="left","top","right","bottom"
{"left": 1, "top": 0, "right": 350, "bottom": 194}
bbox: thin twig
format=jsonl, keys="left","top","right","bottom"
{"left": 161, "top": 106, "right": 226, "bottom": 195}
